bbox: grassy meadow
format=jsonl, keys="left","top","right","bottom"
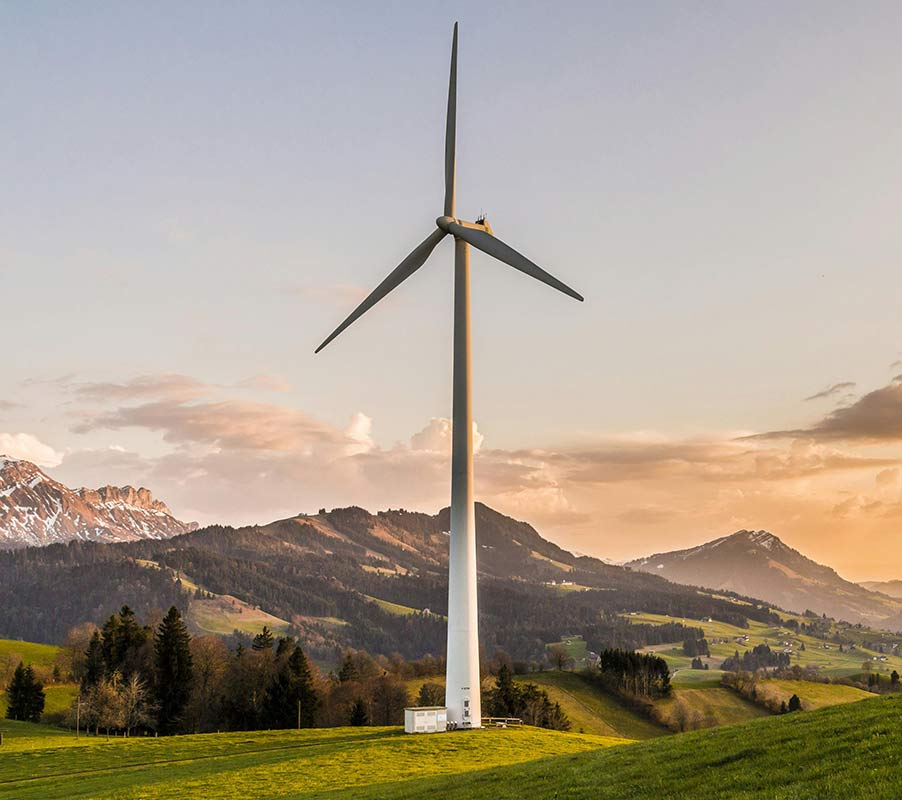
{"left": 1, "top": 696, "right": 900, "bottom": 799}
{"left": 626, "top": 611, "right": 902, "bottom": 678}
{"left": 0, "top": 720, "right": 625, "bottom": 800}
{"left": 512, "top": 671, "right": 668, "bottom": 739}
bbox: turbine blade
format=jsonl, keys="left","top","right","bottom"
{"left": 443, "top": 22, "right": 458, "bottom": 217}
{"left": 447, "top": 222, "right": 584, "bottom": 302}
{"left": 315, "top": 229, "right": 447, "bottom": 353}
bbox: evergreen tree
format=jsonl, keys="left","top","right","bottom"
{"left": 82, "top": 631, "right": 105, "bottom": 689}
{"left": 788, "top": 694, "right": 802, "bottom": 712}
{"left": 252, "top": 626, "right": 274, "bottom": 652}
{"left": 416, "top": 682, "right": 444, "bottom": 707}
{"left": 338, "top": 653, "right": 359, "bottom": 683}
{"left": 154, "top": 606, "right": 193, "bottom": 734}
{"left": 891, "top": 670, "right": 900, "bottom": 686}
{"left": 265, "top": 645, "right": 319, "bottom": 728}
{"left": 488, "top": 664, "right": 520, "bottom": 717}
{"left": 349, "top": 697, "right": 368, "bottom": 726}
{"left": 5, "top": 662, "right": 45, "bottom": 722}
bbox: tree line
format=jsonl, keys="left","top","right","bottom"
{"left": 14, "top": 606, "right": 571, "bottom": 736}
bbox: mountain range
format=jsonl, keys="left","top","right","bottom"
{"left": 859, "top": 580, "right": 902, "bottom": 599}
{"left": 0, "top": 455, "right": 197, "bottom": 549}
{"left": 628, "top": 529, "right": 902, "bottom": 629}
{"left": 3, "top": 455, "right": 901, "bottom": 649}
{"left": 0, "top": 495, "right": 777, "bottom": 656}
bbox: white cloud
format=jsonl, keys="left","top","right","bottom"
{"left": 344, "top": 412, "right": 375, "bottom": 456}
{"left": 0, "top": 432, "right": 64, "bottom": 467}
{"left": 410, "top": 417, "right": 484, "bottom": 454}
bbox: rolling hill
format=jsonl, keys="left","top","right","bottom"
{"left": 628, "top": 529, "right": 902, "bottom": 629}
{"left": 0, "top": 504, "right": 781, "bottom": 661}
{"left": 860, "top": 579, "right": 902, "bottom": 599}
{"left": 1, "top": 695, "right": 900, "bottom": 799}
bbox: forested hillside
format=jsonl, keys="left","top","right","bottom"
{"left": 0, "top": 504, "right": 778, "bottom": 662}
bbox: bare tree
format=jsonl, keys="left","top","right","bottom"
{"left": 121, "top": 673, "right": 155, "bottom": 736}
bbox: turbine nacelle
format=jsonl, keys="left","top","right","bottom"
{"left": 436, "top": 215, "right": 494, "bottom": 236}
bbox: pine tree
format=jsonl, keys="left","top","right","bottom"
{"left": 82, "top": 631, "right": 105, "bottom": 689}
{"left": 488, "top": 664, "right": 521, "bottom": 717}
{"left": 252, "top": 626, "right": 274, "bottom": 652}
{"left": 5, "top": 662, "right": 45, "bottom": 722}
{"left": 788, "top": 694, "right": 802, "bottom": 712}
{"left": 265, "top": 645, "right": 319, "bottom": 728}
{"left": 349, "top": 697, "right": 368, "bottom": 726}
{"left": 154, "top": 606, "right": 193, "bottom": 734}
{"left": 416, "top": 682, "right": 444, "bottom": 707}
{"left": 891, "top": 670, "right": 900, "bottom": 686}
{"left": 338, "top": 653, "right": 359, "bottom": 683}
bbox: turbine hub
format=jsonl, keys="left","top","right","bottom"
{"left": 436, "top": 215, "right": 454, "bottom": 232}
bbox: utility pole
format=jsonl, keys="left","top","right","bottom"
{"left": 297, "top": 699, "right": 301, "bottom": 730}
{"left": 76, "top": 696, "right": 80, "bottom": 739}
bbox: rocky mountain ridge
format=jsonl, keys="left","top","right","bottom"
{"left": 0, "top": 456, "right": 197, "bottom": 548}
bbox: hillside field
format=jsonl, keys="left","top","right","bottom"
{"left": 513, "top": 671, "right": 668, "bottom": 739}
{"left": 0, "top": 638, "right": 60, "bottom": 672}
{"left": 0, "top": 720, "right": 625, "bottom": 800}
{"left": 1, "top": 696, "right": 900, "bottom": 798}
{"left": 626, "top": 612, "right": 902, "bottom": 678}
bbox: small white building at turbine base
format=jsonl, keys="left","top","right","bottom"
{"left": 404, "top": 706, "right": 448, "bottom": 734}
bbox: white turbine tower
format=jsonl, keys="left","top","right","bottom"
{"left": 315, "top": 22, "right": 583, "bottom": 730}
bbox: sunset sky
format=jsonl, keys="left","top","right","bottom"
{"left": 3, "top": 2, "right": 902, "bottom": 581}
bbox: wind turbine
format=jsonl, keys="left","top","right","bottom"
{"left": 316, "top": 22, "right": 583, "bottom": 730}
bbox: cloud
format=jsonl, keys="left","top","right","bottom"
{"left": 344, "top": 412, "right": 374, "bottom": 456}
{"left": 0, "top": 433, "right": 64, "bottom": 467}
{"left": 618, "top": 506, "right": 673, "bottom": 525}
{"left": 73, "top": 399, "right": 347, "bottom": 452}
{"left": 750, "top": 382, "right": 902, "bottom": 442}
{"left": 410, "top": 418, "right": 484, "bottom": 455}
{"left": 0, "top": 401, "right": 21, "bottom": 412}
{"left": 891, "top": 360, "right": 902, "bottom": 369}
{"left": 804, "top": 382, "right": 856, "bottom": 402}
{"left": 49, "top": 372, "right": 902, "bottom": 578}
{"left": 72, "top": 374, "right": 211, "bottom": 403}
{"left": 875, "top": 467, "right": 899, "bottom": 488}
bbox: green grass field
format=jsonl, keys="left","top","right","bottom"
{"left": 546, "top": 634, "right": 588, "bottom": 665}
{"left": 754, "top": 679, "right": 873, "bottom": 711}
{"left": 513, "top": 671, "right": 668, "bottom": 739}
{"left": 0, "top": 638, "right": 60, "bottom": 672}
{"left": 0, "top": 684, "right": 78, "bottom": 724}
{"left": 362, "top": 695, "right": 902, "bottom": 800}
{"left": 654, "top": 687, "right": 769, "bottom": 730}
{"left": 0, "top": 720, "right": 624, "bottom": 800}
{"left": 2, "top": 696, "right": 900, "bottom": 798}
{"left": 364, "top": 595, "right": 420, "bottom": 616}
{"left": 627, "top": 612, "right": 902, "bottom": 678}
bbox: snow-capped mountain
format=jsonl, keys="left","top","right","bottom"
{"left": 0, "top": 456, "right": 197, "bottom": 549}
{"left": 627, "top": 529, "right": 902, "bottom": 627}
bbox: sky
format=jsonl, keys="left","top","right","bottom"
{"left": 2, "top": 1, "right": 902, "bottom": 581}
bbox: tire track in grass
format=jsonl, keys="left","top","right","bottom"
{"left": 0, "top": 730, "right": 394, "bottom": 788}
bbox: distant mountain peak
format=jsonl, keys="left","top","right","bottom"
{"left": 628, "top": 528, "right": 902, "bottom": 627}
{"left": 0, "top": 458, "right": 197, "bottom": 549}
{"left": 731, "top": 529, "right": 781, "bottom": 549}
